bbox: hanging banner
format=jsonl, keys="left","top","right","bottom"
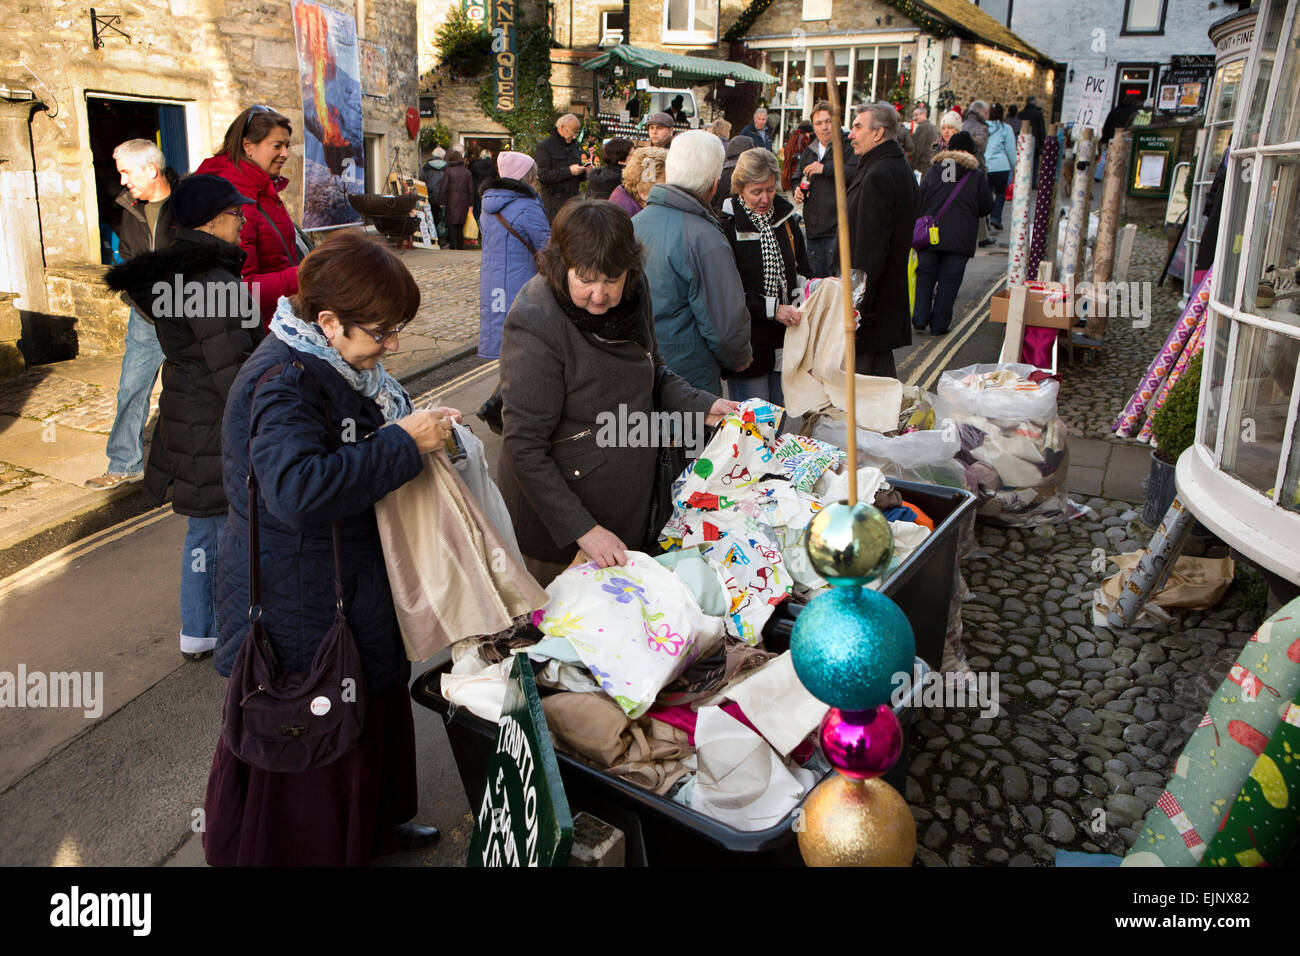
{"left": 492, "top": 0, "right": 517, "bottom": 112}
{"left": 292, "top": 0, "right": 364, "bottom": 229}
{"left": 464, "top": 0, "right": 488, "bottom": 28}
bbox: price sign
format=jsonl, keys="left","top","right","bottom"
{"left": 1075, "top": 74, "right": 1109, "bottom": 133}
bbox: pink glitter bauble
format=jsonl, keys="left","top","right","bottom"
{"left": 819, "top": 705, "right": 903, "bottom": 779}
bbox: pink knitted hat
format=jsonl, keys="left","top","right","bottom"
{"left": 497, "top": 151, "right": 535, "bottom": 181}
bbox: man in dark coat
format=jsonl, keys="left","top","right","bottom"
{"left": 910, "top": 103, "right": 939, "bottom": 175}
{"left": 738, "top": 108, "right": 774, "bottom": 152}
{"left": 796, "top": 99, "right": 858, "bottom": 278}
{"left": 104, "top": 173, "right": 263, "bottom": 659}
{"left": 86, "top": 138, "right": 179, "bottom": 492}
{"left": 1019, "top": 96, "right": 1047, "bottom": 187}
{"left": 533, "top": 114, "right": 587, "bottom": 221}
{"left": 420, "top": 147, "right": 448, "bottom": 246}
{"left": 846, "top": 102, "right": 920, "bottom": 378}
{"left": 436, "top": 150, "right": 475, "bottom": 249}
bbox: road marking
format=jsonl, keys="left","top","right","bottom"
{"left": 414, "top": 359, "right": 498, "bottom": 407}
{"left": 904, "top": 274, "right": 1006, "bottom": 389}
{"left": 0, "top": 505, "right": 175, "bottom": 600}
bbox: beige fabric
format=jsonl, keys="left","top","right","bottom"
{"left": 543, "top": 692, "right": 693, "bottom": 795}
{"left": 375, "top": 451, "right": 549, "bottom": 662}
{"left": 782, "top": 277, "right": 903, "bottom": 433}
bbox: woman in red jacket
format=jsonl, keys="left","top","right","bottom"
{"left": 196, "top": 106, "right": 303, "bottom": 329}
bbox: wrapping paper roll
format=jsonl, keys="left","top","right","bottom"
{"left": 1138, "top": 317, "right": 1207, "bottom": 444}
{"left": 1059, "top": 134, "right": 1094, "bottom": 283}
{"left": 1026, "top": 133, "right": 1059, "bottom": 279}
{"left": 1006, "top": 129, "right": 1035, "bottom": 285}
{"left": 1112, "top": 269, "right": 1213, "bottom": 438}
{"left": 1108, "top": 496, "right": 1196, "bottom": 628}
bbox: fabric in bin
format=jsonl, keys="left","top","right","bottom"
{"left": 534, "top": 552, "right": 726, "bottom": 718}
{"left": 771, "top": 433, "right": 846, "bottom": 492}
{"left": 1122, "top": 596, "right": 1300, "bottom": 867}
{"left": 676, "top": 398, "right": 784, "bottom": 507}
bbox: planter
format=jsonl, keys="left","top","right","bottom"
{"left": 1141, "top": 449, "right": 1178, "bottom": 528}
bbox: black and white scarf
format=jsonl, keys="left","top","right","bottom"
{"left": 740, "top": 197, "right": 786, "bottom": 305}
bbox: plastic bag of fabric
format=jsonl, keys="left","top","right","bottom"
{"left": 810, "top": 417, "right": 967, "bottom": 489}
{"left": 936, "top": 362, "right": 1060, "bottom": 423}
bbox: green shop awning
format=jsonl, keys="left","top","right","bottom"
{"left": 581, "top": 44, "right": 776, "bottom": 87}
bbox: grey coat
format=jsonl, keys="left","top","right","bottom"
{"left": 497, "top": 273, "right": 716, "bottom": 564}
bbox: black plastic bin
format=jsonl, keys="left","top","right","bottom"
{"left": 412, "top": 478, "right": 975, "bottom": 865}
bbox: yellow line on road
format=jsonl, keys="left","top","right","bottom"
{"left": 413, "top": 359, "right": 498, "bottom": 408}
{"left": 904, "top": 274, "right": 1006, "bottom": 389}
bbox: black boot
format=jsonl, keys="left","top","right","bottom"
{"left": 476, "top": 385, "right": 504, "bottom": 435}
{"left": 395, "top": 822, "right": 441, "bottom": 851}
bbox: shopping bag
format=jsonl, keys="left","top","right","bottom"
{"left": 1005, "top": 181, "right": 1014, "bottom": 201}
{"left": 464, "top": 208, "right": 480, "bottom": 242}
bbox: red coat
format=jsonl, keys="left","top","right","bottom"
{"left": 194, "top": 153, "right": 299, "bottom": 328}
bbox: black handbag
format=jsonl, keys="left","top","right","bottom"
{"left": 220, "top": 363, "right": 366, "bottom": 773}
{"left": 643, "top": 364, "right": 687, "bottom": 553}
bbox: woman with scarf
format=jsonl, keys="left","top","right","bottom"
{"left": 496, "top": 200, "right": 737, "bottom": 586}
{"left": 718, "top": 148, "right": 809, "bottom": 405}
{"left": 609, "top": 146, "right": 667, "bottom": 218}
{"left": 204, "top": 231, "right": 456, "bottom": 866}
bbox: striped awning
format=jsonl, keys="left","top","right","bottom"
{"left": 581, "top": 44, "right": 777, "bottom": 86}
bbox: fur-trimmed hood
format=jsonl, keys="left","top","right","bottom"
{"left": 481, "top": 176, "right": 538, "bottom": 198}
{"left": 104, "top": 228, "right": 247, "bottom": 318}
{"left": 930, "top": 149, "right": 980, "bottom": 171}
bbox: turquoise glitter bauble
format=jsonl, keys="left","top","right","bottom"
{"left": 791, "top": 587, "right": 916, "bottom": 711}
{"left": 804, "top": 501, "right": 892, "bottom": 586}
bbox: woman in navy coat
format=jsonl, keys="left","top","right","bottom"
{"left": 204, "top": 231, "right": 459, "bottom": 866}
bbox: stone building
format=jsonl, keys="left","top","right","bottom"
{"left": 0, "top": 0, "right": 418, "bottom": 365}
{"left": 976, "top": 0, "right": 1224, "bottom": 122}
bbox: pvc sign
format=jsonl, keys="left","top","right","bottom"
{"left": 1075, "top": 75, "right": 1109, "bottom": 133}
{"left": 467, "top": 655, "right": 573, "bottom": 867}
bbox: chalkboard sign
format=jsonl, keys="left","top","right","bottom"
{"left": 1127, "top": 128, "right": 1182, "bottom": 199}
{"left": 1157, "top": 56, "right": 1214, "bottom": 117}
{"left": 467, "top": 655, "right": 573, "bottom": 867}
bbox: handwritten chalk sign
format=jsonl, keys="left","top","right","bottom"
{"left": 467, "top": 655, "right": 573, "bottom": 867}
{"left": 1075, "top": 75, "right": 1109, "bottom": 134}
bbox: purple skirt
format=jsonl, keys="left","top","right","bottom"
{"left": 203, "top": 683, "right": 418, "bottom": 866}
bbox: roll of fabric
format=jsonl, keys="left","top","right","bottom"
{"left": 1026, "top": 132, "right": 1059, "bottom": 279}
{"left": 1137, "top": 317, "right": 1206, "bottom": 444}
{"left": 1006, "top": 129, "right": 1035, "bottom": 285}
{"left": 1112, "top": 269, "right": 1213, "bottom": 438}
{"left": 1059, "top": 135, "right": 1094, "bottom": 283}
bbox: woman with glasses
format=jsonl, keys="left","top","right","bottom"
{"left": 196, "top": 105, "right": 303, "bottom": 329}
{"left": 204, "top": 230, "right": 456, "bottom": 865}
{"left": 105, "top": 174, "right": 265, "bottom": 661}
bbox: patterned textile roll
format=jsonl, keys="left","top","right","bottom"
{"left": 1059, "top": 135, "right": 1094, "bottom": 283}
{"left": 1026, "top": 133, "right": 1059, "bottom": 279}
{"left": 1137, "top": 316, "right": 1206, "bottom": 444}
{"left": 1006, "top": 129, "right": 1035, "bottom": 285}
{"left": 1112, "top": 269, "right": 1213, "bottom": 438}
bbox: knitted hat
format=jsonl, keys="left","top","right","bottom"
{"left": 431, "top": 147, "right": 446, "bottom": 159}
{"left": 496, "top": 151, "right": 535, "bottom": 181}
{"left": 169, "top": 173, "right": 254, "bottom": 229}
{"left": 947, "top": 131, "right": 978, "bottom": 156}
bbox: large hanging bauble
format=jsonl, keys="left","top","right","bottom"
{"left": 820, "top": 705, "right": 903, "bottom": 779}
{"left": 790, "top": 586, "right": 916, "bottom": 711}
{"left": 803, "top": 500, "right": 892, "bottom": 586}
{"left": 798, "top": 774, "right": 916, "bottom": 867}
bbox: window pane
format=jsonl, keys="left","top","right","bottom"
{"left": 1279, "top": 401, "right": 1300, "bottom": 512}
{"left": 853, "top": 48, "right": 876, "bottom": 105}
{"left": 876, "top": 47, "right": 900, "bottom": 100}
{"left": 666, "top": 0, "right": 689, "bottom": 32}
{"left": 1222, "top": 323, "right": 1300, "bottom": 496}
{"left": 1126, "top": 0, "right": 1162, "bottom": 31}
{"left": 1212, "top": 59, "right": 1244, "bottom": 125}
{"left": 1243, "top": 158, "right": 1300, "bottom": 317}
{"left": 1266, "top": 8, "right": 1300, "bottom": 144}
{"left": 694, "top": 0, "right": 717, "bottom": 35}
{"left": 1247, "top": 0, "right": 1287, "bottom": 146}
{"left": 1216, "top": 156, "right": 1253, "bottom": 309}
{"left": 786, "top": 52, "right": 806, "bottom": 108}
{"left": 1200, "top": 310, "right": 1231, "bottom": 452}
{"left": 1210, "top": 127, "right": 1232, "bottom": 170}
{"left": 979, "top": 0, "right": 1011, "bottom": 27}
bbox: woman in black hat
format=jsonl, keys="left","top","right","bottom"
{"left": 105, "top": 174, "right": 265, "bottom": 661}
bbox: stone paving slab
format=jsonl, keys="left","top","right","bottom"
{"left": 1102, "top": 444, "right": 1154, "bottom": 504}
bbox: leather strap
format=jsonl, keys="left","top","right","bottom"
{"left": 493, "top": 212, "right": 538, "bottom": 257}
{"left": 254, "top": 205, "right": 301, "bottom": 265}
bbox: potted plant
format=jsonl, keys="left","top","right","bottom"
{"left": 1141, "top": 351, "right": 1203, "bottom": 527}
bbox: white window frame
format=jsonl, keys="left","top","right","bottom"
{"left": 662, "top": 0, "right": 718, "bottom": 46}
{"left": 600, "top": 9, "right": 625, "bottom": 47}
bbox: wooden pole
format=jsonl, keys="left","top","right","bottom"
{"left": 1090, "top": 127, "right": 1132, "bottom": 339}
{"left": 823, "top": 49, "right": 858, "bottom": 506}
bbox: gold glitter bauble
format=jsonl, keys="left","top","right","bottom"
{"left": 797, "top": 774, "right": 916, "bottom": 867}
{"left": 804, "top": 500, "right": 893, "bottom": 585}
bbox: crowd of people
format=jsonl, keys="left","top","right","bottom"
{"left": 87, "top": 89, "right": 1053, "bottom": 867}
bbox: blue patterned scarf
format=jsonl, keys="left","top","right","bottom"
{"left": 269, "top": 297, "right": 413, "bottom": 423}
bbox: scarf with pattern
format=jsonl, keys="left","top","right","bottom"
{"left": 740, "top": 197, "right": 786, "bottom": 306}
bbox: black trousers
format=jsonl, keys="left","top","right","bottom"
{"left": 447, "top": 223, "right": 465, "bottom": 250}
{"left": 913, "top": 249, "right": 971, "bottom": 334}
{"left": 855, "top": 348, "right": 898, "bottom": 378}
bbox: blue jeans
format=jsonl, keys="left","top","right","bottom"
{"left": 105, "top": 308, "right": 164, "bottom": 475}
{"left": 806, "top": 235, "right": 839, "bottom": 279}
{"left": 727, "top": 371, "right": 784, "bottom": 407}
{"left": 180, "top": 515, "right": 224, "bottom": 647}
{"left": 913, "top": 250, "right": 970, "bottom": 334}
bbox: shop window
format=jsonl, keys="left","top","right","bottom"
{"left": 1246, "top": 0, "right": 1288, "bottom": 146}
{"left": 976, "top": 0, "right": 1013, "bottom": 27}
{"left": 600, "top": 9, "right": 626, "bottom": 46}
{"left": 1114, "top": 63, "right": 1158, "bottom": 108}
{"left": 1220, "top": 322, "right": 1299, "bottom": 497}
{"left": 1121, "top": 0, "right": 1167, "bottom": 35}
{"left": 663, "top": 0, "right": 717, "bottom": 44}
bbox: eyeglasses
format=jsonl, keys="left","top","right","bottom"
{"left": 353, "top": 319, "right": 410, "bottom": 345}
{"left": 221, "top": 209, "right": 247, "bottom": 223}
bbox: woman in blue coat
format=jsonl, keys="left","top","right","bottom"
{"left": 204, "top": 231, "right": 460, "bottom": 866}
{"left": 983, "top": 104, "right": 1018, "bottom": 230}
{"left": 478, "top": 152, "right": 550, "bottom": 360}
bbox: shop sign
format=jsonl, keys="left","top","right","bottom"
{"left": 1128, "top": 127, "right": 1182, "bottom": 199}
{"left": 463, "top": 0, "right": 487, "bottom": 27}
{"left": 1075, "top": 74, "right": 1109, "bottom": 133}
{"left": 1156, "top": 56, "right": 1214, "bottom": 116}
{"left": 492, "top": 0, "right": 515, "bottom": 112}
{"left": 1215, "top": 24, "right": 1255, "bottom": 57}
{"left": 467, "top": 655, "right": 573, "bottom": 867}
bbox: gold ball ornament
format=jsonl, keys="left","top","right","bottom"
{"left": 797, "top": 773, "right": 916, "bottom": 867}
{"left": 804, "top": 500, "right": 893, "bottom": 586}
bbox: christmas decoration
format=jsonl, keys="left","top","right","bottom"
{"left": 803, "top": 500, "right": 892, "bottom": 585}
{"left": 797, "top": 774, "right": 916, "bottom": 866}
{"left": 819, "top": 705, "right": 903, "bottom": 780}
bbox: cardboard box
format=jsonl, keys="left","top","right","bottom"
{"left": 989, "top": 286, "right": 1075, "bottom": 330}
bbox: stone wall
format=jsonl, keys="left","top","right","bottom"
{"left": 744, "top": 0, "right": 909, "bottom": 37}
{"left": 626, "top": 0, "right": 749, "bottom": 51}
{"left": 361, "top": 0, "right": 422, "bottom": 181}
{"left": 44, "top": 267, "right": 127, "bottom": 357}
{"left": 947, "top": 42, "right": 1056, "bottom": 118}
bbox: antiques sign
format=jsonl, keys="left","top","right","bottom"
{"left": 492, "top": 0, "right": 516, "bottom": 112}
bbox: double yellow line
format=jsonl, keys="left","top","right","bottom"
{"left": 902, "top": 274, "right": 1007, "bottom": 391}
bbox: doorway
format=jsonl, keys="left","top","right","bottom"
{"left": 86, "top": 94, "right": 191, "bottom": 264}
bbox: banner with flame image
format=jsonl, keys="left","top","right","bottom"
{"left": 292, "top": 0, "right": 364, "bottom": 230}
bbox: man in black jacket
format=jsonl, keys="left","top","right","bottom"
{"left": 846, "top": 102, "right": 920, "bottom": 378}
{"left": 86, "top": 138, "right": 178, "bottom": 492}
{"left": 795, "top": 100, "right": 858, "bottom": 278}
{"left": 533, "top": 114, "right": 586, "bottom": 221}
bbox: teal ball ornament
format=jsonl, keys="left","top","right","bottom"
{"left": 790, "top": 587, "right": 916, "bottom": 710}
{"left": 804, "top": 500, "right": 893, "bottom": 586}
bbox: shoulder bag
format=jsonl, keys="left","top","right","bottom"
{"left": 493, "top": 212, "right": 538, "bottom": 260}
{"left": 221, "top": 361, "right": 366, "bottom": 773}
{"left": 643, "top": 362, "right": 688, "bottom": 554}
{"left": 912, "top": 172, "right": 971, "bottom": 251}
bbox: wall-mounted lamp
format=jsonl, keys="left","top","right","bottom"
{"left": 950, "top": 37, "right": 961, "bottom": 59}
{"left": 1068, "top": 67, "right": 1075, "bottom": 82}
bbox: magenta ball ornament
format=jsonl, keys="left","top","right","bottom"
{"left": 819, "top": 705, "right": 904, "bottom": 779}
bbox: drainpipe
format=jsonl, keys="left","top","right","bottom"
{"left": 0, "top": 98, "right": 50, "bottom": 317}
